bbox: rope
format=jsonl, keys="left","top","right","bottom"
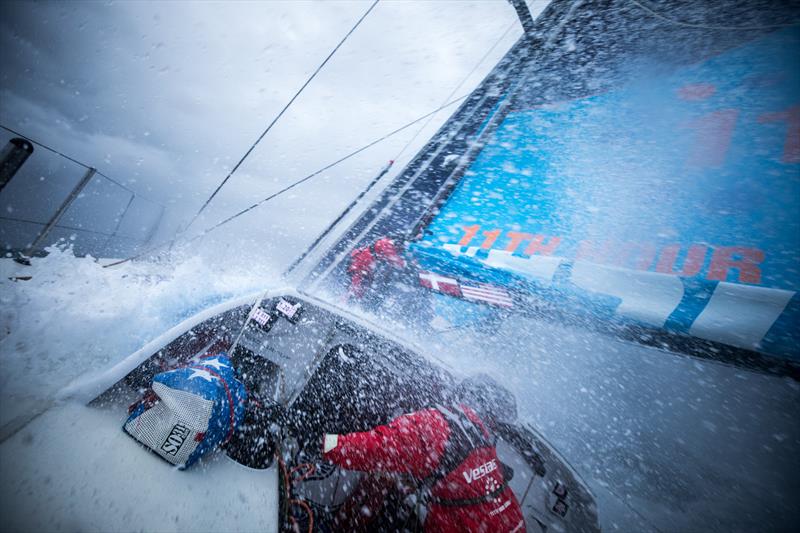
{"left": 196, "top": 96, "right": 467, "bottom": 237}
{"left": 0, "top": 214, "right": 119, "bottom": 238}
{"left": 283, "top": 159, "right": 394, "bottom": 276}
{"left": 393, "top": 20, "right": 517, "bottom": 162}
{"left": 102, "top": 94, "right": 468, "bottom": 268}
{"left": 289, "top": 499, "right": 314, "bottom": 533}
{"left": 290, "top": 463, "right": 317, "bottom": 483}
{"left": 184, "top": 0, "right": 380, "bottom": 232}
{"left": 629, "top": 0, "right": 800, "bottom": 31}
{"left": 265, "top": 22, "right": 519, "bottom": 277}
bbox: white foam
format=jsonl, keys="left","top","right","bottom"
{"left": 0, "top": 245, "right": 273, "bottom": 432}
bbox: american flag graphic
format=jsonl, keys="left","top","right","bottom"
{"left": 418, "top": 271, "right": 513, "bottom": 308}
{"left": 460, "top": 282, "right": 514, "bottom": 308}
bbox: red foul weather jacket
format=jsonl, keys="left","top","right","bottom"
{"left": 323, "top": 404, "right": 526, "bottom": 533}
{"left": 347, "top": 237, "right": 407, "bottom": 298}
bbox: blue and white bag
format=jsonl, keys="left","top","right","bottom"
{"left": 124, "top": 353, "right": 247, "bottom": 469}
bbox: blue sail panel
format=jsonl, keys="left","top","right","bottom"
{"left": 414, "top": 28, "right": 800, "bottom": 360}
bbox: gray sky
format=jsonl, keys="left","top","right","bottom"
{"left": 0, "top": 1, "right": 540, "bottom": 261}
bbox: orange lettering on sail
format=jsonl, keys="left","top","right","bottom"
{"left": 481, "top": 229, "right": 502, "bottom": 250}
{"left": 524, "top": 235, "right": 561, "bottom": 256}
{"left": 458, "top": 225, "right": 481, "bottom": 247}
{"left": 656, "top": 244, "right": 708, "bottom": 277}
{"left": 708, "top": 246, "right": 764, "bottom": 284}
{"left": 505, "top": 232, "right": 534, "bottom": 253}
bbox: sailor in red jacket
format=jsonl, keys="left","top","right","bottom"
{"left": 347, "top": 236, "right": 407, "bottom": 299}
{"left": 322, "top": 375, "right": 526, "bottom": 532}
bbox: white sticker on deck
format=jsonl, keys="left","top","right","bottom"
{"left": 251, "top": 307, "right": 270, "bottom": 326}
{"left": 276, "top": 299, "right": 299, "bottom": 319}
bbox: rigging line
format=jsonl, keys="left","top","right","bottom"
{"left": 629, "top": 0, "right": 800, "bottom": 30}
{"left": 285, "top": 21, "right": 518, "bottom": 277}
{"left": 94, "top": 170, "right": 167, "bottom": 210}
{"left": 0, "top": 124, "right": 91, "bottom": 170}
{"left": 184, "top": 0, "right": 380, "bottom": 232}
{"left": 307, "top": 0, "right": 587, "bottom": 290}
{"left": 0, "top": 215, "right": 120, "bottom": 238}
{"left": 393, "top": 20, "right": 518, "bottom": 163}
{"left": 187, "top": 95, "right": 471, "bottom": 239}
{"left": 101, "top": 93, "right": 469, "bottom": 268}
{"left": 283, "top": 159, "right": 394, "bottom": 276}
{"left": 0, "top": 124, "right": 167, "bottom": 208}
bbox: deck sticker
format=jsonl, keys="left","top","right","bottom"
{"left": 250, "top": 307, "right": 271, "bottom": 326}
{"left": 276, "top": 299, "right": 303, "bottom": 323}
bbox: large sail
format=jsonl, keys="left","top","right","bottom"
{"left": 300, "top": 0, "right": 799, "bottom": 375}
